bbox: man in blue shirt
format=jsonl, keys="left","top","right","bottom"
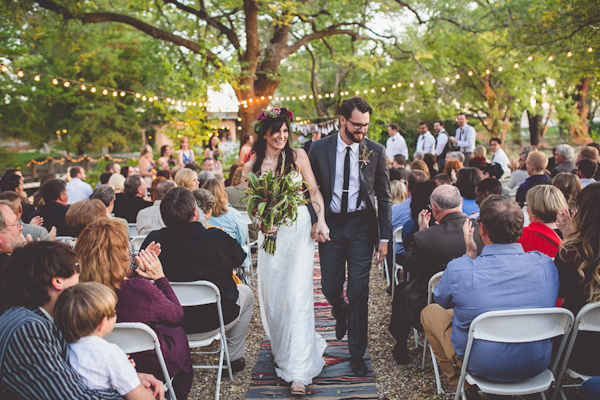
{"left": 421, "top": 195, "right": 558, "bottom": 399}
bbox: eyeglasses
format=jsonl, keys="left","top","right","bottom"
{"left": 346, "top": 118, "right": 373, "bottom": 131}
{"left": 6, "top": 221, "right": 22, "bottom": 229}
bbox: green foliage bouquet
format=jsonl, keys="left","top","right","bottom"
{"left": 242, "top": 169, "right": 308, "bottom": 255}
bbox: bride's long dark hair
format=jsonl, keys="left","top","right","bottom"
{"left": 251, "top": 116, "right": 297, "bottom": 175}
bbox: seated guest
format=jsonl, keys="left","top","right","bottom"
{"left": 409, "top": 159, "right": 430, "bottom": 179}
{"left": 97, "top": 172, "right": 113, "bottom": 188}
{"left": 65, "top": 199, "right": 107, "bottom": 238}
{"left": 576, "top": 158, "right": 597, "bottom": 188}
{"left": 202, "top": 157, "right": 215, "bottom": 173}
{"left": 455, "top": 167, "right": 483, "bottom": 216}
{"left": 96, "top": 162, "right": 121, "bottom": 188}
{"left": 413, "top": 150, "right": 424, "bottom": 161}
{"left": 421, "top": 195, "right": 558, "bottom": 399}
{"left": 0, "top": 192, "right": 53, "bottom": 241}
{"left": 471, "top": 178, "right": 503, "bottom": 219}
{"left": 202, "top": 179, "right": 249, "bottom": 261}
{"left": 390, "top": 185, "right": 483, "bottom": 365}
{"left": 0, "top": 241, "right": 164, "bottom": 399}
{"left": 518, "top": 185, "right": 567, "bottom": 257}
{"left": 136, "top": 180, "right": 176, "bottom": 236}
{"left": 113, "top": 175, "right": 152, "bottom": 223}
{"left": 553, "top": 172, "right": 582, "bottom": 211}
{"left": 481, "top": 162, "right": 503, "bottom": 180}
{"left": 120, "top": 166, "right": 131, "bottom": 179}
{"left": 390, "top": 154, "right": 410, "bottom": 182}
{"left": 401, "top": 180, "right": 438, "bottom": 254}
{"left": 388, "top": 171, "right": 428, "bottom": 286}
{"left": 149, "top": 177, "right": 165, "bottom": 202}
{"left": 432, "top": 173, "right": 452, "bottom": 186}
{"left": 54, "top": 282, "right": 156, "bottom": 400}
{"left": 156, "top": 170, "right": 171, "bottom": 180}
{"left": 422, "top": 153, "right": 437, "bottom": 176}
{"left": 390, "top": 180, "right": 408, "bottom": 205}
{"left": 580, "top": 376, "right": 600, "bottom": 400}
{"left": 26, "top": 179, "right": 72, "bottom": 236}
{"left": 66, "top": 167, "right": 93, "bottom": 205}
{"left": 489, "top": 138, "right": 510, "bottom": 176}
{"left": 174, "top": 168, "right": 200, "bottom": 190}
{"left": 551, "top": 144, "right": 576, "bottom": 178}
{"left": 77, "top": 219, "right": 191, "bottom": 399}
{"left": 192, "top": 188, "right": 217, "bottom": 228}
{"left": 516, "top": 151, "right": 552, "bottom": 206}
{"left": 141, "top": 187, "right": 253, "bottom": 373}
{"left": 443, "top": 159, "right": 463, "bottom": 181}
{"left": 90, "top": 185, "right": 129, "bottom": 229}
{"left": 197, "top": 170, "right": 216, "bottom": 188}
{"left": 225, "top": 167, "right": 245, "bottom": 211}
{"left": 224, "top": 163, "right": 240, "bottom": 187}
{"left": 32, "top": 173, "right": 57, "bottom": 208}
{"left": 447, "top": 151, "right": 465, "bottom": 164}
{"left": 507, "top": 151, "right": 531, "bottom": 189}
{"left": 467, "top": 155, "right": 487, "bottom": 171}
{"left": 108, "top": 172, "right": 126, "bottom": 195}
{"left": 555, "top": 183, "right": 600, "bottom": 376}
{"left": 578, "top": 144, "right": 600, "bottom": 180}
{"left": 0, "top": 201, "right": 25, "bottom": 264}
{"left": 0, "top": 173, "right": 34, "bottom": 218}
{"left": 473, "top": 145, "right": 487, "bottom": 160}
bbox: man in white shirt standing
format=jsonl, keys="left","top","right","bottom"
{"left": 415, "top": 122, "right": 435, "bottom": 155}
{"left": 433, "top": 120, "right": 451, "bottom": 171}
{"left": 66, "top": 167, "right": 93, "bottom": 205}
{"left": 449, "top": 113, "right": 476, "bottom": 161}
{"left": 489, "top": 137, "right": 510, "bottom": 177}
{"left": 386, "top": 123, "right": 409, "bottom": 162}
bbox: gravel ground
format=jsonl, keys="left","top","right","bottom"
{"left": 185, "top": 263, "right": 579, "bottom": 399}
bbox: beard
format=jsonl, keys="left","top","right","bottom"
{"left": 343, "top": 128, "right": 364, "bottom": 143}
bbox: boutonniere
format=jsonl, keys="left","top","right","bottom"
{"left": 358, "top": 145, "right": 375, "bottom": 169}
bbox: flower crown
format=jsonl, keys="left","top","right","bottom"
{"left": 253, "top": 107, "right": 293, "bottom": 134}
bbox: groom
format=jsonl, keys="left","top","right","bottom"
{"left": 308, "top": 96, "right": 391, "bottom": 376}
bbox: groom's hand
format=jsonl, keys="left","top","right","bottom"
{"left": 373, "top": 242, "right": 388, "bottom": 264}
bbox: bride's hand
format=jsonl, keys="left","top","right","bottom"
{"left": 314, "top": 220, "right": 330, "bottom": 243}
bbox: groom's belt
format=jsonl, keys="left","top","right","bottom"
{"left": 328, "top": 209, "right": 367, "bottom": 219}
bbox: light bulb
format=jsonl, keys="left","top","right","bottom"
{"left": 52, "top": 77, "right": 59, "bottom": 85}
{"left": 63, "top": 81, "right": 70, "bottom": 87}
{"left": 514, "top": 63, "right": 519, "bottom": 68}
{"left": 91, "top": 87, "right": 96, "bottom": 93}
{"left": 112, "top": 91, "right": 118, "bottom": 97}
{"left": 498, "top": 66, "right": 503, "bottom": 72}
{"left": 34, "top": 74, "right": 40, "bottom": 81}
{"left": 455, "top": 74, "right": 460, "bottom": 79}
{"left": 567, "top": 51, "right": 573, "bottom": 57}
{"left": 485, "top": 69, "right": 490, "bottom": 74}
{"left": 0, "top": 64, "right": 7, "bottom": 73}
{"left": 468, "top": 71, "right": 473, "bottom": 76}
{"left": 17, "top": 69, "right": 24, "bottom": 78}
{"left": 528, "top": 56, "right": 534, "bottom": 61}
{"left": 102, "top": 89, "right": 108, "bottom": 95}
{"left": 136, "top": 93, "right": 141, "bottom": 98}
{"left": 588, "top": 46, "right": 593, "bottom": 53}
{"left": 548, "top": 55, "right": 554, "bottom": 61}
{"left": 80, "top": 84, "right": 86, "bottom": 90}
{"left": 120, "top": 91, "right": 125, "bottom": 97}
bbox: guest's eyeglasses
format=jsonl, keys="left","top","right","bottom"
{"left": 346, "top": 118, "right": 373, "bottom": 131}
{"left": 6, "top": 221, "right": 22, "bottom": 229}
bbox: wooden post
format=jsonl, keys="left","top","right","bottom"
{"left": 31, "top": 164, "right": 37, "bottom": 179}
{"left": 82, "top": 158, "right": 90, "bottom": 172}
{"left": 48, "top": 159, "right": 54, "bottom": 173}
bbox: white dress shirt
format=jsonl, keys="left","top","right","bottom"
{"left": 66, "top": 178, "right": 93, "bottom": 204}
{"left": 69, "top": 336, "right": 141, "bottom": 396}
{"left": 386, "top": 133, "right": 409, "bottom": 161}
{"left": 330, "top": 134, "right": 365, "bottom": 213}
{"left": 416, "top": 131, "right": 435, "bottom": 154}
{"left": 136, "top": 200, "right": 165, "bottom": 236}
{"left": 454, "top": 124, "right": 476, "bottom": 152}
{"left": 492, "top": 148, "right": 511, "bottom": 176}
{"left": 435, "top": 130, "right": 449, "bottom": 156}
{"left": 580, "top": 178, "right": 596, "bottom": 188}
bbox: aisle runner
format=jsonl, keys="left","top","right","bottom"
{"left": 246, "top": 250, "right": 378, "bottom": 399}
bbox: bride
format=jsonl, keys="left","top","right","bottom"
{"left": 243, "top": 108, "right": 330, "bottom": 395}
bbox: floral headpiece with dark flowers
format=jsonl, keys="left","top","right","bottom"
{"left": 253, "top": 107, "right": 293, "bottom": 135}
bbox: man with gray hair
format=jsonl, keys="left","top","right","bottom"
{"left": 551, "top": 144, "right": 575, "bottom": 178}
{"left": 0, "top": 192, "right": 53, "bottom": 241}
{"left": 389, "top": 184, "right": 483, "bottom": 365}
{"left": 0, "top": 201, "right": 25, "bottom": 265}
{"left": 136, "top": 179, "right": 177, "bottom": 235}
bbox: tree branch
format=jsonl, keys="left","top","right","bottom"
{"left": 392, "top": 0, "right": 427, "bottom": 25}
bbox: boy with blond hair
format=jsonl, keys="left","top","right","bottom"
{"left": 55, "top": 282, "right": 156, "bottom": 400}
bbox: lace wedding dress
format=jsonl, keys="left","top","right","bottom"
{"left": 257, "top": 172, "right": 327, "bottom": 385}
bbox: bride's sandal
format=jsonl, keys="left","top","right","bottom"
{"left": 291, "top": 380, "right": 306, "bottom": 396}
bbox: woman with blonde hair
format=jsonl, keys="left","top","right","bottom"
{"left": 390, "top": 180, "right": 408, "bottom": 205}
{"left": 177, "top": 136, "right": 195, "bottom": 167}
{"left": 555, "top": 183, "right": 600, "bottom": 376}
{"left": 174, "top": 168, "right": 199, "bottom": 190}
{"left": 473, "top": 145, "right": 487, "bottom": 160}
{"left": 518, "top": 185, "right": 567, "bottom": 257}
{"left": 76, "top": 218, "right": 192, "bottom": 399}
{"left": 138, "top": 144, "right": 155, "bottom": 187}
{"left": 107, "top": 173, "right": 126, "bottom": 194}
{"left": 553, "top": 172, "right": 582, "bottom": 211}
{"left": 65, "top": 199, "right": 107, "bottom": 237}
{"left": 409, "top": 159, "right": 430, "bottom": 179}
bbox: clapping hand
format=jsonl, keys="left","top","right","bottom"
{"left": 29, "top": 216, "right": 43, "bottom": 226}
{"left": 144, "top": 241, "right": 162, "bottom": 258}
{"left": 462, "top": 219, "right": 477, "bottom": 259}
{"left": 556, "top": 209, "right": 576, "bottom": 239}
{"left": 135, "top": 249, "right": 165, "bottom": 281}
{"left": 418, "top": 209, "right": 431, "bottom": 231}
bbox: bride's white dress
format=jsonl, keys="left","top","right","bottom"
{"left": 257, "top": 172, "right": 327, "bottom": 385}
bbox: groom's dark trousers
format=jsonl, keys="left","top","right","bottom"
{"left": 320, "top": 210, "right": 375, "bottom": 357}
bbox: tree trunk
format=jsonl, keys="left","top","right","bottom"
{"left": 570, "top": 77, "right": 590, "bottom": 137}
{"left": 528, "top": 110, "right": 543, "bottom": 146}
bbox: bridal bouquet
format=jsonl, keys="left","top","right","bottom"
{"left": 242, "top": 170, "right": 308, "bottom": 255}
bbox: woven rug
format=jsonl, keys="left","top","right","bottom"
{"left": 246, "top": 249, "right": 378, "bottom": 399}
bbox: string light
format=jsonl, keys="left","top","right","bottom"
{"left": 486, "top": 69, "right": 490, "bottom": 74}
{"left": 588, "top": 46, "right": 593, "bottom": 53}
{"left": 468, "top": 71, "right": 473, "bottom": 76}
{"left": 528, "top": 56, "right": 534, "bottom": 61}
{"left": 63, "top": 81, "right": 70, "bottom": 87}
{"left": 34, "top": 74, "right": 40, "bottom": 81}
{"left": 455, "top": 74, "right": 460, "bottom": 79}
{"left": 0, "top": 64, "right": 7, "bottom": 73}
{"left": 52, "top": 77, "right": 58, "bottom": 85}
{"left": 514, "top": 62, "right": 519, "bottom": 68}
{"left": 498, "top": 66, "right": 503, "bottom": 72}
{"left": 548, "top": 55, "right": 554, "bottom": 61}
{"left": 90, "top": 87, "right": 96, "bottom": 93}
{"left": 102, "top": 89, "right": 108, "bottom": 95}
{"left": 80, "top": 84, "right": 86, "bottom": 91}
{"left": 567, "top": 51, "right": 573, "bottom": 57}
{"left": 17, "top": 69, "right": 24, "bottom": 78}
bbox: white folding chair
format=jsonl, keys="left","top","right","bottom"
{"left": 390, "top": 226, "right": 405, "bottom": 300}
{"left": 130, "top": 235, "right": 147, "bottom": 252}
{"left": 170, "top": 281, "right": 232, "bottom": 400}
{"left": 240, "top": 211, "right": 258, "bottom": 284}
{"left": 105, "top": 322, "right": 177, "bottom": 400}
{"left": 55, "top": 236, "right": 75, "bottom": 242}
{"left": 552, "top": 302, "right": 600, "bottom": 400}
{"left": 421, "top": 271, "right": 445, "bottom": 394}
{"left": 127, "top": 223, "right": 138, "bottom": 239}
{"left": 454, "top": 308, "right": 574, "bottom": 400}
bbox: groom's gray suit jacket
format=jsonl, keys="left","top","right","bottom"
{"left": 308, "top": 134, "right": 392, "bottom": 242}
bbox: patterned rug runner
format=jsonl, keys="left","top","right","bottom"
{"left": 246, "top": 250, "right": 378, "bottom": 399}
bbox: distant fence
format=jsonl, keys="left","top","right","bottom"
{"left": 24, "top": 154, "right": 134, "bottom": 178}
